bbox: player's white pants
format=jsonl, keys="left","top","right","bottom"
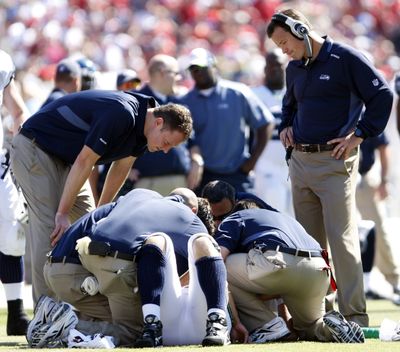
{"left": 152, "top": 232, "right": 229, "bottom": 346}
{"left": 0, "top": 161, "right": 26, "bottom": 256}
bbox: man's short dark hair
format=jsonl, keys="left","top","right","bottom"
{"left": 232, "top": 199, "right": 260, "bottom": 213}
{"left": 154, "top": 103, "right": 193, "bottom": 140}
{"left": 266, "top": 8, "right": 312, "bottom": 39}
{"left": 201, "top": 180, "right": 236, "bottom": 204}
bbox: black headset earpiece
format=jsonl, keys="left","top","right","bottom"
{"left": 272, "top": 13, "right": 313, "bottom": 65}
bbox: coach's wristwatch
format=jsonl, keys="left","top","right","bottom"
{"left": 354, "top": 127, "right": 367, "bottom": 140}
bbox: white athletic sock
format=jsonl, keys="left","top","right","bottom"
{"left": 207, "top": 308, "right": 225, "bottom": 318}
{"left": 363, "top": 273, "right": 371, "bottom": 292}
{"left": 3, "top": 282, "right": 24, "bottom": 301}
{"left": 142, "top": 304, "right": 161, "bottom": 321}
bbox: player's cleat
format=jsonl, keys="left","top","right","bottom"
{"left": 202, "top": 313, "right": 230, "bottom": 347}
{"left": 248, "top": 316, "right": 292, "bottom": 343}
{"left": 7, "top": 313, "right": 29, "bottom": 336}
{"left": 26, "top": 295, "right": 60, "bottom": 344}
{"left": 29, "top": 303, "right": 78, "bottom": 348}
{"left": 323, "top": 310, "right": 364, "bottom": 343}
{"left": 134, "top": 315, "right": 163, "bottom": 348}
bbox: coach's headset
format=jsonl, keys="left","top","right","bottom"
{"left": 272, "top": 13, "right": 313, "bottom": 66}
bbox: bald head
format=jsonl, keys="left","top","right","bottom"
{"left": 169, "top": 187, "right": 198, "bottom": 214}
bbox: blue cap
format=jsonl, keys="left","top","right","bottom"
{"left": 117, "top": 69, "right": 141, "bottom": 87}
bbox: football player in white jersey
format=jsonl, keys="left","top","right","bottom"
{"left": 252, "top": 49, "right": 294, "bottom": 215}
{"left": 0, "top": 49, "right": 30, "bottom": 335}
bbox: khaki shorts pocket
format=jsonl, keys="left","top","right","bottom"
{"left": 246, "top": 248, "right": 286, "bottom": 280}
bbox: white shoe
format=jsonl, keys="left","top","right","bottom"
{"left": 30, "top": 303, "right": 78, "bottom": 348}
{"left": 26, "top": 295, "right": 60, "bottom": 344}
{"left": 248, "top": 316, "right": 291, "bottom": 343}
{"left": 323, "top": 310, "right": 364, "bottom": 343}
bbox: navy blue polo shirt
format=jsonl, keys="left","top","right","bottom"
{"left": 180, "top": 79, "right": 272, "bottom": 173}
{"left": 214, "top": 208, "right": 321, "bottom": 254}
{"left": 359, "top": 132, "right": 389, "bottom": 175}
{"left": 132, "top": 85, "right": 191, "bottom": 177}
{"left": 51, "top": 188, "right": 207, "bottom": 269}
{"left": 22, "top": 90, "right": 156, "bottom": 165}
{"left": 280, "top": 37, "right": 393, "bottom": 143}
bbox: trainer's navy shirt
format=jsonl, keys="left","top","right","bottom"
{"left": 279, "top": 36, "right": 393, "bottom": 143}
{"left": 214, "top": 208, "right": 321, "bottom": 253}
{"left": 22, "top": 90, "right": 156, "bottom": 165}
{"left": 51, "top": 188, "right": 207, "bottom": 272}
{"left": 359, "top": 132, "right": 389, "bottom": 175}
{"left": 132, "top": 84, "right": 191, "bottom": 177}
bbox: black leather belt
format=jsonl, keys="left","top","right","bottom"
{"left": 47, "top": 256, "right": 81, "bottom": 265}
{"left": 19, "top": 127, "right": 37, "bottom": 142}
{"left": 88, "top": 241, "right": 136, "bottom": 261}
{"left": 294, "top": 143, "right": 336, "bottom": 153}
{"left": 259, "top": 245, "right": 323, "bottom": 258}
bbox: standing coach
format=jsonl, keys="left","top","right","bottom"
{"left": 266, "top": 8, "right": 393, "bottom": 327}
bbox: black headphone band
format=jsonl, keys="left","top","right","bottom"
{"left": 271, "top": 13, "right": 309, "bottom": 40}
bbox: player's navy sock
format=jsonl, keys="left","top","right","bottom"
{"left": 137, "top": 244, "right": 166, "bottom": 305}
{"left": 196, "top": 256, "right": 227, "bottom": 311}
{"left": 0, "top": 252, "right": 23, "bottom": 283}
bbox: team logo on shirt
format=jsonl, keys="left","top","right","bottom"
{"left": 372, "top": 79, "right": 379, "bottom": 87}
{"left": 319, "top": 74, "right": 330, "bottom": 81}
{"left": 99, "top": 138, "right": 107, "bottom": 145}
{"left": 330, "top": 54, "right": 340, "bottom": 59}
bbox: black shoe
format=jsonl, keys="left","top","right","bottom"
{"left": 134, "top": 315, "right": 163, "bottom": 348}
{"left": 7, "top": 313, "right": 29, "bottom": 336}
{"left": 202, "top": 313, "right": 230, "bottom": 347}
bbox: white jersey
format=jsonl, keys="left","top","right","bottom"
{"left": 0, "top": 50, "right": 26, "bottom": 256}
{"left": 252, "top": 85, "right": 294, "bottom": 215}
{"left": 0, "top": 49, "right": 15, "bottom": 149}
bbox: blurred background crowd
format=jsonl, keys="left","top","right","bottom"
{"left": 0, "top": 0, "right": 399, "bottom": 106}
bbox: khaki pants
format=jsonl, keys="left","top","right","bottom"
{"left": 289, "top": 148, "right": 368, "bottom": 326}
{"left": 357, "top": 172, "right": 400, "bottom": 287}
{"left": 226, "top": 250, "right": 332, "bottom": 341}
{"left": 134, "top": 174, "right": 187, "bottom": 196}
{"left": 44, "top": 255, "right": 142, "bottom": 346}
{"left": 10, "top": 134, "right": 95, "bottom": 303}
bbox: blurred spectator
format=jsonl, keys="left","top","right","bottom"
{"left": 356, "top": 132, "right": 400, "bottom": 303}
{"left": 116, "top": 69, "right": 141, "bottom": 91}
{"left": 40, "top": 58, "right": 81, "bottom": 108}
{"left": 76, "top": 57, "right": 97, "bottom": 91}
{"left": 131, "top": 54, "right": 191, "bottom": 195}
{"left": 181, "top": 48, "right": 274, "bottom": 194}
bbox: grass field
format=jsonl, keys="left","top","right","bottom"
{"left": 0, "top": 299, "right": 399, "bottom": 351}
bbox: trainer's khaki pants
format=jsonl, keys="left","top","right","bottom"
{"left": 226, "top": 250, "right": 333, "bottom": 341}
{"left": 44, "top": 255, "right": 142, "bottom": 346}
{"left": 289, "top": 148, "right": 368, "bottom": 327}
{"left": 11, "top": 134, "right": 95, "bottom": 303}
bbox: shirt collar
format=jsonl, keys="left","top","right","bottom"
{"left": 294, "top": 36, "right": 333, "bottom": 67}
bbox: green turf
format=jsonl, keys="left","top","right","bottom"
{"left": 0, "top": 299, "right": 399, "bottom": 351}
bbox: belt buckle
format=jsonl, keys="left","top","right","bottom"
{"left": 301, "top": 144, "right": 310, "bottom": 153}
